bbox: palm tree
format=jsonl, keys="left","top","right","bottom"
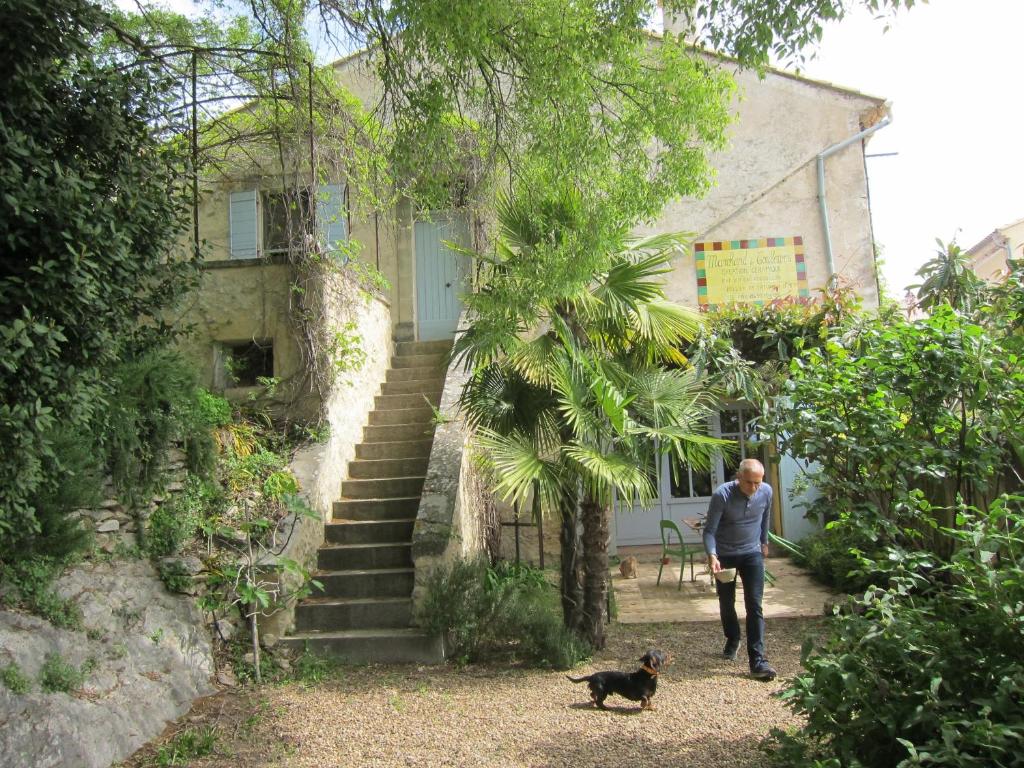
{"left": 456, "top": 188, "right": 724, "bottom": 648}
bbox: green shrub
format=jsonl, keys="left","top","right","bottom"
{"left": 793, "top": 525, "right": 878, "bottom": 594}
{"left": 194, "top": 389, "right": 233, "bottom": 428}
{"left": 263, "top": 470, "right": 299, "bottom": 500}
{"left": 157, "top": 559, "right": 194, "bottom": 594}
{"left": 767, "top": 494, "right": 1024, "bottom": 768}
{"left": 146, "top": 477, "right": 218, "bottom": 558}
{"left": 0, "top": 0, "right": 196, "bottom": 547}
{"left": 39, "top": 653, "right": 93, "bottom": 694}
{"left": 418, "top": 559, "right": 590, "bottom": 668}
{"left": 105, "top": 351, "right": 211, "bottom": 506}
{"left": 0, "top": 556, "right": 82, "bottom": 630}
{"left": 151, "top": 725, "right": 218, "bottom": 766}
{"left": 1, "top": 663, "right": 30, "bottom": 694}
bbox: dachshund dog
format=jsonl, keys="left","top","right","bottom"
{"left": 566, "top": 649, "right": 670, "bottom": 710}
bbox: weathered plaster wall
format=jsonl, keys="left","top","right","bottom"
{"left": 410, "top": 318, "right": 495, "bottom": 615}
{"left": 176, "top": 260, "right": 310, "bottom": 406}
{"left": 316, "top": 272, "right": 393, "bottom": 520}
{"left": 645, "top": 63, "right": 887, "bottom": 308}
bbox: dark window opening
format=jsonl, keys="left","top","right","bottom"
{"left": 669, "top": 455, "right": 714, "bottom": 499}
{"left": 224, "top": 340, "right": 273, "bottom": 387}
{"left": 720, "top": 405, "right": 759, "bottom": 481}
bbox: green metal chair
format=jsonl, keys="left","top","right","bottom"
{"left": 657, "top": 519, "right": 702, "bottom": 589}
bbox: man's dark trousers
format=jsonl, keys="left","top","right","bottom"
{"left": 715, "top": 551, "right": 766, "bottom": 670}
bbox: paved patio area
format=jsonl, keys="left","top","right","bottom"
{"left": 613, "top": 546, "right": 837, "bottom": 624}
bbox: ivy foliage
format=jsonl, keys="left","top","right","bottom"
{"left": 0, "top": 0, "right": 197, "bottom": 552}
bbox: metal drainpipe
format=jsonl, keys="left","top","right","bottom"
{"left": 817, "top": 116, "right": 892, "bottom": 278}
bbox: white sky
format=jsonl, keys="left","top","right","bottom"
{"left": 790, "top": 0, "right": 1024, "bottom": 295}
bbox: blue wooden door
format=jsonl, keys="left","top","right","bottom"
{"left": 415, "top": 214, "right": 468, "bottom": 341}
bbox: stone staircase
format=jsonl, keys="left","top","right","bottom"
{"left": 281, "top": 339, "right": 451, "bottom": 663}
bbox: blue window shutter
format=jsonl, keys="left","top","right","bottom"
{"left": 229, "top": 189, "right": 258, "bottom": 259}
{"left": 317, "top": 184, "right": 348, "bottom": 261}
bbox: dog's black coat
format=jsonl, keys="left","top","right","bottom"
{"left": 566, "top": 649, "right": 669, "bottom": 710}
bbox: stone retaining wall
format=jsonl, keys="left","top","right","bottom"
{"left": 410, "top": 315, "right": 498, "bottom": 617}
{"left": 70, "top": 447, "right": 191, "bottom": 556}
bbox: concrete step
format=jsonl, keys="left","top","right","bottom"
{"left": 293, "top": 597, "right": 412, "bottom": 632}
{"left": 340, "top": 476, "right": 425, "bottom": 499}
{"left": 333, "top": 497, "right": 420, "bottom": 521}
{"left": 363, "top": 423, "right": 435, "bottom": 443}
{"left": 318, "top": 542, "right": 412, "bottom": 571}
{"left": 395, "top": 340, "right": 452, "bottom": 357}
{"left": 391, "top": 353, "right": 447, "bottom": 370}
{"left": 356, "top": 440, "right": 434, "bottom": 460}
{"left": 315, "top": 567, "right": 414, "bottom": 598}
{"left": 324, "top": 519, "right": 414, "bottom": 544}
{"left": 279, "top": 628, "right": 444, "bottom": 665}
{"left": 386, "top": 366, "right": 447, "bottom": 382}
{"left": 375, "top": 393, "right": 440, "bottom": 410}
{"left": 368, "top": 407, "right": 435, "bottom": 426}
{"left": 348, "top": 457, "right": 430, "bottom": 479}
{"left": 381, "top": 379, "right": 444, "bottom": 397}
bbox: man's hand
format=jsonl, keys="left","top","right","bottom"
{"left": 761, "top": 542, "right": 769, "bottom": 557}
{"left": 707, "top": 554, "right": 721, "bottom": 574}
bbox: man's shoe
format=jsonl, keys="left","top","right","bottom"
{"left": 750, "top": 662, "right": 777, "bottom": 681}
{"left": 722, "top": 639, "right": 740, "bottom": 660}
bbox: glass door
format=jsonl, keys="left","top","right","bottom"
{"left": 613, "top": 404, "right": 763, "bottom": 546}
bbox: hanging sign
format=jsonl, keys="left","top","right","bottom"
{"left": 695, "top": 236, "right": 809, "bottom": 308}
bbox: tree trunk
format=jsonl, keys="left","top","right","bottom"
{"left": 579, "top": 492, "right": 609, "bottom": 650}
{"left": 558, "top": 493, "right": 583, "bottom": 633}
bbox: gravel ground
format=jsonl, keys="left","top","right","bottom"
{"left": 121, "top": 617, "right": 823, "bottom": 768}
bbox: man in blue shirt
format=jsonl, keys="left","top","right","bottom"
{"left": 703, "top": 458, "right": 776, "bottom": 681}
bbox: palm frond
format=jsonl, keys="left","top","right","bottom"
{"left": 637, "top": 427, "right": 730, "bottom": 471}
{"left": 589, "top": 365, "right": 636, "bottom": 438}
{"left": 506, "top": 333, "right": 558, "bottom": 387}
{"left": 450, "top": 305, "right": 528, "bottom": 370}
{"left": 459, "top": 363, "right": 561, "bottom": 440}
{"left": 473, "top": 428, "right": 566, "bottom": 511}
{"left": 563, "top": 443, "right": 656, "bottom": 507}
{"left": 629, "top": 368, "right": 712, "bottom": 424}
{"left": 631, "top": 300, "right": 703, "bottom": 348}
{"left": 625, "top": 230, "right": 692, "bottom": 257}
{"left": 550, "top": 357, "right": 602, "bottom": 441}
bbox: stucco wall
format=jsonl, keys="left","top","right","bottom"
{"left": 317, "top": 271, "right": 393, "bottom": 519}
{"left": 176, "top": 259, "right": 317, "bottom": 415}
{"left": 645, "top": 63, "right": 887, "bottom": 309}
{"left": 182, "top": 170, "right": 408, "bottom": 392}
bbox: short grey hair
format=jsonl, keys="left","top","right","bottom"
{"left": 738, "top": 458, "right": 765, "bottom": 477}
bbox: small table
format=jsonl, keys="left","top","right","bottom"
{"left": 681, "top": 516, "right": 705, "bottom": 534}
